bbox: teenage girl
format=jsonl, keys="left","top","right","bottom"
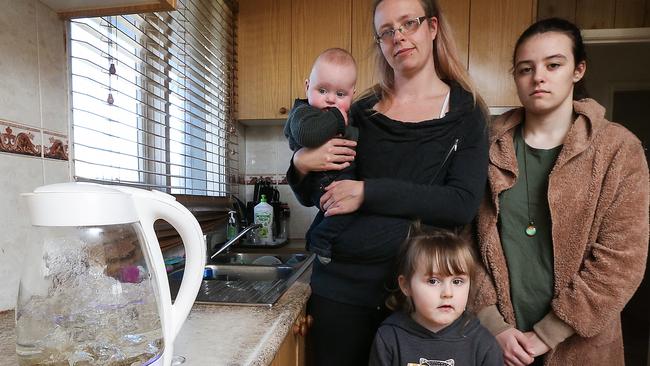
{"left": 470, "top": 18, "right": 649, "bottom": 366}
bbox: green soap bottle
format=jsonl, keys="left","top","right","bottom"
{"left": 254, "top": 194, "right": 274, "bottom": 245}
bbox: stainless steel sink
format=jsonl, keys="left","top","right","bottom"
{"left": 168, "top": 252, "right": 314, "bottom": 307}
{"left": 211, "top": 252, "right": 311, "bottom": 266}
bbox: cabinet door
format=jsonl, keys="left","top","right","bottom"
{"left": 352, "top": 0, "right": 376, "bottom": 94}
{"left": 537, "top": 0, "right": 577, "bottom": 22}
{"left": 439, "top": 0, "right": 470, "bottom": 68}
{"left": 291, "top": 0, "right": 352, "bottom": 100}
{"left": 270, "top": 306, "right": 308, "bottom": 366}
{"left": 469, "top": 0, "right": 535, "bottom": 107}
{"left": 270, "top": 328, "right": 299, "bottom": 366}
{"left": 238, "top": 0, "right": 292, "bottom": 119}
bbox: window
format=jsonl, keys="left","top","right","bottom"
{"left": 69, "top": 0, "right": 238, "bottom": 197}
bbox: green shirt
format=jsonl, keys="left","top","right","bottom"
{"left": 498, "top": 126, "right": 561, "bottom": 332}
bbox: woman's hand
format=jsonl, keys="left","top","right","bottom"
{"left": 495, "top": 328, "right": 535, "bottom": 366}
{"left": 293, "top": 138, "right": 357, "bottom": 177}
{"left": 320, "top": 180, "right": 364, "bottom": 216}
{"left": 523, "top": 332, "right": 550, "bottom": 358}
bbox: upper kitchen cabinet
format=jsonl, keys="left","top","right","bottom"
{"left": 39, "top": 0, "right": 175, "bottom": 18}
{"left": 351, "top": 0, "right": 375, "bottom": 94}
{"left": 469, "top": 0, "right": 535, "bottom": 107}
{"left": 539, "top": 0, "right": 650, "bottom": 28}
{"left": 291, "top": 0, "right": 352, "bottom": 100}
{"left": 237, "top": 0, "right": 292, "bottom": 120}
{"left": 439, "top": 0, "right": 471, "bottom": 68}
{"left": 237, "top": 0, "right": 350, "bottom": 121}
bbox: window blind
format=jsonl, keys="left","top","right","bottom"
{"left": 70, "top": 0, "right": 238, "bottom": 197}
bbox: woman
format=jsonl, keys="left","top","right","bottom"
{"left": 470, "top": 18, "right": 649, "bottom": 366}
{"left": 288, "top": 0, "right": 488, "bottom": 364}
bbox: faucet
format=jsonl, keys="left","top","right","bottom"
{"left": 210, "top": 223, "right": 262, "bottom": 260}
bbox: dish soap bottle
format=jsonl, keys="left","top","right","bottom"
{"left": 254, "top": 194, "right": 274, "bottom": 245}
{"left": 226, "top": 210, "right": 238, "bottom": 240}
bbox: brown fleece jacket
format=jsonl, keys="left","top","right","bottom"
{"left": 468, "top": 99, "right": 649, "bottom": 365}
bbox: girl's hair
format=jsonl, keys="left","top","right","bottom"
{"left": 387, "top": 222, "right": 478, "bottom": 312}
{"left": 512, "top": 17, "right": 588, "bottom": 100}
{"left": 368, "top": 0, "right": 487, "bottom": 115}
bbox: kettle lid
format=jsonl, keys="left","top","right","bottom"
{"left": 23, "top": 182, "right": 139, "bottom": 226}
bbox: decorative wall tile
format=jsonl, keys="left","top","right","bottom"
{"left": 43, "top": 130, "right": 69, "bottom": 160}
{"left": 0, "top": 120, "right": 42, "bottom": 157}
{"left": 0, "top": 1, "right": 69, "bottom": 312}
{"left": 243, "top": 175, "right": 287, "bottom": 185}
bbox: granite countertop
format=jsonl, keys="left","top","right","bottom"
{"left": 0, "top": 267, "right": 311, "bottom": 366}
{"left": 0, "top": 309, "right": 16, "bottom": 365}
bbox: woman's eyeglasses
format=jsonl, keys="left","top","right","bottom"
{"left": 375, "top": 16, "right": 429, "bottom": 44}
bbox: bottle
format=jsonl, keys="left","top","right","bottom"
{"left": 254, "top": 194, "right": 274, "bottom": 245}
{"left": 226, "top": 210, "right": 237, "bottom": 240}
{"left": 277, "top": 203, "right": 290, "bottom": 242}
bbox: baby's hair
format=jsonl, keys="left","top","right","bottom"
{"left": 314, "top": 47, "right": 357, "bottom": 69}
{"left": 387, "top": 221, "right": 478, "bottom": 312}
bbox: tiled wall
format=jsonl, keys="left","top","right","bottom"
{"left": 0, "top": 1, "right": 70, "bottom": 311}
{"left": 240, "top": 124, "right": 318, "bottom": 242}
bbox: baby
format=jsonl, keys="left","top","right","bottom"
{"left": 283, "top": 47, "right": 358, "bottom": 264}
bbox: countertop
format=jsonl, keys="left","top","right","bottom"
{"left": 0, "top": 266, "right": 311, "bottom": 366}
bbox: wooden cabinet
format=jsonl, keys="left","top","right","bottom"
{"left": 237, "top": 0, "right": 292, "bottom": 120}
{"left": 237, "top": 0, "right": 538, "bottom": 117}
{"left": 439, "top": 0, "right": 471, "bottom": 68}
{"left": 538, "top": 0, "right": 650, "bottom": 29}
{"left": 351, "top": 0, "right": 376, "bottom": 94}
{"left": 238, "top": 0, "right": 350, "bottom": 120}
{"left": 39, "top": 0, "right": 175, "bottom": 19}
{"left": 270, "top": 306, "right": 311, "bottom": 366}
{"left": 468, "top": 0, "right": 536, "bottom": 107}
{"left": 291, "top": 0, "right": 352, "bottom": 100}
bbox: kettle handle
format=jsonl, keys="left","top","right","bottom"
{"left": 130, "top": 191, "right": 205, "bottom": 348}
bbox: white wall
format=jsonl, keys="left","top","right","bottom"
{"left": 0, "top": 0, "right": 70, "bottom": 311}
{"left": 242, "top": 124, "right": 318, "bottom": 241}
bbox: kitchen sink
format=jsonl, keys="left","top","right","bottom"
{"left": 168, "top": 251, "right": 314, "bottom": 307}
{"left": 211, "top": 252, "right": 311, "bottom": 266}
{"left": 201, "top": 264, "right": 294, "bottom": 281}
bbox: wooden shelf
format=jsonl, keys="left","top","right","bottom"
{"left": 40, "top": 0, "right": 175, "bottom": 19}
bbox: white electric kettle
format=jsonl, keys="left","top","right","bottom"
{"left": 17, "top": 182, "right": 205, "bottom": 365}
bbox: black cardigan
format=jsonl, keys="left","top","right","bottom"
{"left": 287, "top": 82, "right": 488, "bottom": 307}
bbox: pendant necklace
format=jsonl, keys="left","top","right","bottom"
{"left": 522, "top": 130, "right": 537, "bottom": 237}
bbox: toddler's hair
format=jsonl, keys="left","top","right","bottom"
{"left": 387, "top": 221, "right": 478, "bottom": 312}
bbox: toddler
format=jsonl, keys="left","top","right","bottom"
{"left": 369, "top": 223, "right": 503, "bottom": 366}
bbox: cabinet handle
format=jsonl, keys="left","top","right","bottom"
{"left": 299, "top": 323, "right": 308, "bottom": 337}
{"left": 293, "top": 324, "right": 301, "bottom": 335}
{"left": 306, "top": 315, "right": 314, "bottom": 328}
{"left": 279, "top": 107, "right": 288, "bottom": 115}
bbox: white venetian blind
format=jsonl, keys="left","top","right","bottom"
{"left": 70, "top": 0, "right": 238, "bottom": 197}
